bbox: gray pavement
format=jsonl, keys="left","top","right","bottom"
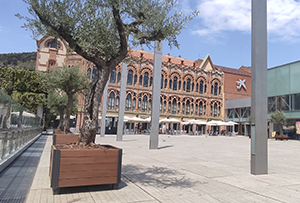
{"left": 0, "top": 135, "right": 47, "bottom": 203}
{"left": 27, "top": 134, "right": 300, "bottom": 202}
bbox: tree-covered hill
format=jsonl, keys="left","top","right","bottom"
{"left": 0, "top": 52, "right": 36, "bottom": 70}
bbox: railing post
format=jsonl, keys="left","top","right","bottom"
{"left": 9, "top": 131, "right": 15, "bottom": 154}
{"left": 1, "top": 132, "right": 8, "bottom": 159}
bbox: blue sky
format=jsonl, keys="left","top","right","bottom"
{"left": 1, "top": 0, "right": 300, "bottom": 69}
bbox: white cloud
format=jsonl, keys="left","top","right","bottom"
{"left": 192, "top": 0, "right": 300, "bottom": 42}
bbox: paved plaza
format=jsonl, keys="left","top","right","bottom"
{"left": 26, "top": 133, "right": 300, "bottom": 202}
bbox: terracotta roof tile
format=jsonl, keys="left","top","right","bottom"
{"left": 215, "top": 65, "right": 251, "bottom": 76}
{"left": 128, "top": 49, "right": 195, "bottom": 67}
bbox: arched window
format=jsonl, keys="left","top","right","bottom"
{"left": 182, "top": 103, "right": 185, "bottom": 114}
{"left": 204, "top": 104, "right": 206, "bottom": 116}
{"left": 160, "top": 97, "right": 162, "bottom": 113}
{"left": 163, "top": 101, "right": 166, "bottom": 112}
{"left": 214, "top": 82, "right": 218, "bottom": 95}
{"left": 134, "top": 74, "right": 137, "bottom": 85}
{"left": 199, "top": 80, "right": 203, "bottom": 94}
{"left": 149, "top": 99, "right": 152, "bottom": 111}
{"left": 173, "top": 76, "right": 177, "bottom": 91}
{"left": 161, "top": 75, "right": 164, "bottom": 89}
{"left": 116, "top": 96, "right": 120, "bottom": 109}
{"left": 139, "top": 75, "right": 143, "bottom": 86}
{"left": 192, "top": 83, "right": 194, "bottom": 92}
{"left": 110, "top": 68, "right": 116, "bottom": 83}
{"left": 195, "top": 104, "right": 198, "bottom": 115}
{"left": 186, "top": 79, "right": 191, "bottom": 92}
{"left": 172, "top": 99, "right": 177, "bottom": 114}
{"left": 127, "top": 70, "right": 133, "bottom": 85}
{"left": 219, "top": 86, "right": 221, "bottom": 95}
{"left": 126, "top": 94, "right": 132, "bottom": 111}
{"left": 47, "top": 40, "right": 60, "bottom": 49}
{"left": 142, "top": 95, "right": 147, "bottom": 112}
{"left": 169, "top": 80, "right": 172, "bottom": 89}
{"left": 186, "top": 100, "right": 190, "bottom": 115}
{"left": 177, "top": 102, "right": 180, "bottom": 114}
{"left": 87, "top": 68, "right": 91, "bottom": 78}
{"left": 191, "top": 103, "right": 194, "bottom": 115}
{"left": 183, "top": 81, "right": 186, "bottom": 91}
{"left": 164, "top": 79, "right": 167, "bottom": 88}
{"left": 143, "top": 72, "right": 149, "bottom": 87}
{"left": 168, "top": 101, "right": 171, "bottom": 113}
{"left": 138, "top": 98, "right": 141, "bottom": 110}
{"left": 92, "top": 67, "right": 97, "bottom": 81}
{"left": 204, "top": 84, "right": 207, "bottom": 93}
{"left": 211, "top": 85, "right": 214, "bottom": 94}
{"left": 199, "top": 101, "right": 203, "bottom": 116}
{"left": 214, "top": 103, "right": 217, "bottom": 117}
{"left": 218, "top": 106, "right": 221, "bottom": 116}
{"left": 133, "top": 98, "right": 136, "bottom": 110}
{"left": 108, "top": 92, "right": 115, "bottom": 110}
{"left": 179, "top": 81, "right": 181, "bottom": 90}
{"left": 150, "top": 77, "right": 153, "bottom": 86}
{"left": 117, "top": 72, "right": 121, "bottom": 83}
{"left": 196, "top": 83, "right": 198, "bottom": 92}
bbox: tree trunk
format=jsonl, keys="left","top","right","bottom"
{"left": 79, "top": 67, "right": 110, "bottom": 145}
{"left": 58, "top": 110, "right": 64, "bottom": 131}
{"left": 2, "top": 104, "right": 11, "bottom": 129}
{"left": 63, "top": 93, "right": 73, "bottom": 133}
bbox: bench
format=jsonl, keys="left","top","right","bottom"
{"left": 275, "top": 134, "right": 288, "bottom": 140}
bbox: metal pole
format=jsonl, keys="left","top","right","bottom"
{"left": 100, "top": 82, "right": 109, "bottom": 137}
{"left": 117, "top": 62, "right": 128, "bottom": 141}
{"left": 251, "top": 0, "right": 268, "bottom": 175}
{"left": 149, "top": 41, "right": 163, "bottom": 149}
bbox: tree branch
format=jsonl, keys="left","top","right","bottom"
{"left": 108, "top": 5, "right": 128, "bottom": 69}
{"left": 32, "top": 5, "right": 106, "bottom": 68}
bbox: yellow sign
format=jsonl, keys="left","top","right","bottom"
{"left": 296, "top": 121, "right": 300, "bottom": 135}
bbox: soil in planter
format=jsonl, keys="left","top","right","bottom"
{"left": 55, "top": 143, "right": 119, "bottom": 150}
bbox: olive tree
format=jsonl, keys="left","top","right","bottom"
{"left": 41, "top": 65, "right": 89, "bottom": 133}
{"left": 270, "top": 110, "right": 286, "bottom": 135}
{"left": 20, "top": 0, "right": 197, "bottom": 145}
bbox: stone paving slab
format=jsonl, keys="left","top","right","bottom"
{"left": 26, "top": 134, "right": 300, "bottom": 202}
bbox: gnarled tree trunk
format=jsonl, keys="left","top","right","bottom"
{"left": 79, "top": 67, "right": 110, "bottom": 145}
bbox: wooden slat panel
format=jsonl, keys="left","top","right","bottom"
{"left": 55, "top": 134, "right": 79, "bottom": 145}
{"left": 60, "top": 149, "right": 119, "bottom": 158}
{"left": 58, "top": 176, "right": 117, "bottom": 187}
{"left": 60, "top": 156, "right": 118, "bottom": 164}
{"left": 59, "top": 169, "right": 117, "bottom": 179}
{"left": 60, "top": 163, "right": 118, "bottom": 172}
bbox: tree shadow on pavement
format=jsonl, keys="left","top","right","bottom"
{"left": 122, "top": 164, "right": 204, "bottom": 189}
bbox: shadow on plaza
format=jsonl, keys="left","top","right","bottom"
{"left": 122, "top": 164, "right": 204, "bottom": 189}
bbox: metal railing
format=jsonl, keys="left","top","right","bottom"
{"left": 0, "top": 127, "right": 42, "bottom": 160}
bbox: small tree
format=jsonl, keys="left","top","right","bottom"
{"left": 42, "top": 65, "right": 89, "bottom": 133}
{"left": 270, "top": 110, "right": 286, "bottom": 135}
{"left": 21, "top": 0, "right": 197, "bottom": 144}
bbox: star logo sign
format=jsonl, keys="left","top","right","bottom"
{"left": 236, "top": 79, "right": 247, "bottom": 90}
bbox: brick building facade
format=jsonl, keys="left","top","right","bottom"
{"left": 36, "top": 36, "right": 251, "bottom": 132}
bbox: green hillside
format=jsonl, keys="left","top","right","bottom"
{"left": 0, "top": 52, "right": 37, "bottom": 70}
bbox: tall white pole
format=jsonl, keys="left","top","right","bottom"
{"left": 117, "top": 62, "right": 128, "bottom": 141}
{"left": 100, "top": 82, "right": 108, "bottom": 137}
{"left": 149, "top": 41, "right": 163, "bottom": 149}
{"left": 251, "top": 0, "right": 268, "bottom": 175}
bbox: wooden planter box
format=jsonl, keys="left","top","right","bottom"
{"left": 50, "top": 145, "right": 122, "bottom": 193}
{"left": 52, "top": 133, "right": 79, "bottom": 145}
